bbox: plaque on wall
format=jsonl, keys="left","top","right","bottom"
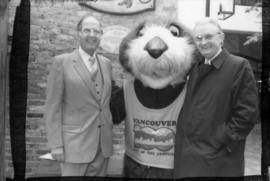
{"left": 79, "top": 0, "right": 156, "bottom": 15}
{"left": 100, "top": 25, "right": 130, "bottom": 54}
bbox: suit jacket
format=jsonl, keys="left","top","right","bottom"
{"left": 45, "top": 49, "right": 113, "bottom": 163}
{"left": 174, "top": 49, "right": 259, "bottom": 177}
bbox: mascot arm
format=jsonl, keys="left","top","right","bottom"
{"left": 110, "top": 80, "right": 126, "bottom": 124}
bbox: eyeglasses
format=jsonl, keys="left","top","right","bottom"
{"left": 81, "top": 28, "right": 102, "bottom": 36}
{"left": 194, "top": 32, "right": 221, "bottom": 42}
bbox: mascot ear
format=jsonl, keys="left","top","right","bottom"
{"left": 119, "top": 21, "right": 146, "bottom": 74}
{"left": 128, "top": 20, "right": 146, "bottom": 39}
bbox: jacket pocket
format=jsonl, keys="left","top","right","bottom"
{"left": 205, "top": 125, "right": 230, "bottom": 159}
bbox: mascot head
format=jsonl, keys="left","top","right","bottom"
{"left": 119, "top": 17, "right": 199, "bottom": 89}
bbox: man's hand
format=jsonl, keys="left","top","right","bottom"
{"left": 51, "top": 147, "right": 64, "bottom": 162}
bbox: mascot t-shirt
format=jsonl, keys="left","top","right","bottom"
{"left": 124, "top": 79, "right": 186, "bottom": 169}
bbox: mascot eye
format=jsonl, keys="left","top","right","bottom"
{"left": 169, "top": 25, "right": 181, "bottom": 37}
{"left": 136, "top": 24, "right": 146, "bottom": 37}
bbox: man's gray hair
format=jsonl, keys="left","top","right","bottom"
{"left": 193, "top": 17, "right": 224, "bottom": 34}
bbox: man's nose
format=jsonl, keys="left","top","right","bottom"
{"left": 89, "top": 31, "right": 95, "bottom": 36}
{"left": 200, "top": 38, "right": 208, "bottom": 45}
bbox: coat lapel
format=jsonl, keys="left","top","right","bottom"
{"left": 190, "top": 59, "right": 213, "bottom": 96}
{"left": 190, "top": 49, "right": 227, "bottom": 96}
{"left": 97, "top": 54, "right": 110, "bottom": 105}
{"left": 72, "top": 50, "right": 99, "bottom": 103}
{"left": 196, "top": 62, "right": 213, "bottom": 83}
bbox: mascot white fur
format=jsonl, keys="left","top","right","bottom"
{"left": 111, "top": 17, "right": 200, "bottom": 179}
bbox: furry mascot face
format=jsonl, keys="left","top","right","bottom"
{"left": 119, "top": 18, "right": 198, "bottom": 89}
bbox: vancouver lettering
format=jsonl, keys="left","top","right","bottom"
{"left": 133, "top": 118, "right": 176, "bottom": 127}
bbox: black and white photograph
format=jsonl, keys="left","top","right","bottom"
{"left": 0, "top": 0, "right": 268, "bottom": 180}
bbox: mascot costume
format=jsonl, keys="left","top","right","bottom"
{"left": 110, "top": 17, "right": 200, "bottom": 179}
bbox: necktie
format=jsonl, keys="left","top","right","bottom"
{"left": 88, "top": 56, "right": 97, "bottom": 79}
{"left": 89, "top": 56, "right": 95, "bottom": 66}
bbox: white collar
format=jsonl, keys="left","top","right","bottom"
{"left": 205, "top": 48, "right": 222, "bottom": 64}
{"left": 78, "top": 46, "right": 98, "bottom": 73}
{"left": 79, "top": 46, "right": 96, "bottom": 61}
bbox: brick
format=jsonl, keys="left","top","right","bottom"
{"left": 36, "top": 51, "right": 53, "bottom": 63}
{"left": 112, "top": 139, "right": 124, "bottom": 145}
{"left": 36, "top": 149, "right": 50, "bottom": 155}
{"left": 26, "top": 136, "right": 47, "bottom": 143}
{"left": 112, "top": 134, "right": 124, "bottom": 140}
{"left": 27, "top": 113, "right": 43, "bottom": 118}
{"left": 28, "top": 105, "right": 45, "bottom": 113}
{"left": 28, "top": 93, "right": 46, "bottom": 100}
{"left": 113, "top": 128, "right": 124, "bottom": 134}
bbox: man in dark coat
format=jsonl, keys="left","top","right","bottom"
{"left": 174, "top": 18, "right": 260, "bottom": 178}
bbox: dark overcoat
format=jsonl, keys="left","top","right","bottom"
{"left": 174, "top": 49, "right": 259, "bottom": 178}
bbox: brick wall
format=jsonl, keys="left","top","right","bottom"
{"left": 5, "top": 0, "right": 178, "bottom": 178}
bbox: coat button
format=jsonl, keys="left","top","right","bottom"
{"left": 98, "top": 125, "right": 101, "bottom": 128}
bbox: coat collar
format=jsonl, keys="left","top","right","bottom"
{"left": 210, "top": 48, "right": 229, "bottom": 69}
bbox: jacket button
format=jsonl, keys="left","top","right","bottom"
{"left": 98, "top": 125, "right": 101, "bottom": 128}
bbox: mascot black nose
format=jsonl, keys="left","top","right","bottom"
{"left": 144, "top": 36, "right": 168, "bottom": 59}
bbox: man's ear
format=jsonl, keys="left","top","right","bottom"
{"left": 220, "top": 32, "right": 225, "bottom": 46}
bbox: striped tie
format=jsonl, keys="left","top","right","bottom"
{"left": 89, "top": 56, "right": 95, "bottom": 66}
{"left": 89, "top": 57, "right": 98, "bottom": 80}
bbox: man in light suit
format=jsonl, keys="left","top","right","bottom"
{"left": 45, "top": 15, "right": 113, "bottom": 176}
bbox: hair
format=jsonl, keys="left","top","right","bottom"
{"left": 193, "top": 17, "right": 224, "bottom": 34}
{"left": 76, "top": 14, "right": 102, "bottom": 32}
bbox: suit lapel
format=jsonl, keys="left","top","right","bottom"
{"left": 72, "top": 50, "right": 99, "bottom": 103}
{"left": 97, "top": 54, "right": 109, "bottom": 104}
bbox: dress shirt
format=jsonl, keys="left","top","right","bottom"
{"left": 79, "top": 46, "right": 98, "bottom": 74}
